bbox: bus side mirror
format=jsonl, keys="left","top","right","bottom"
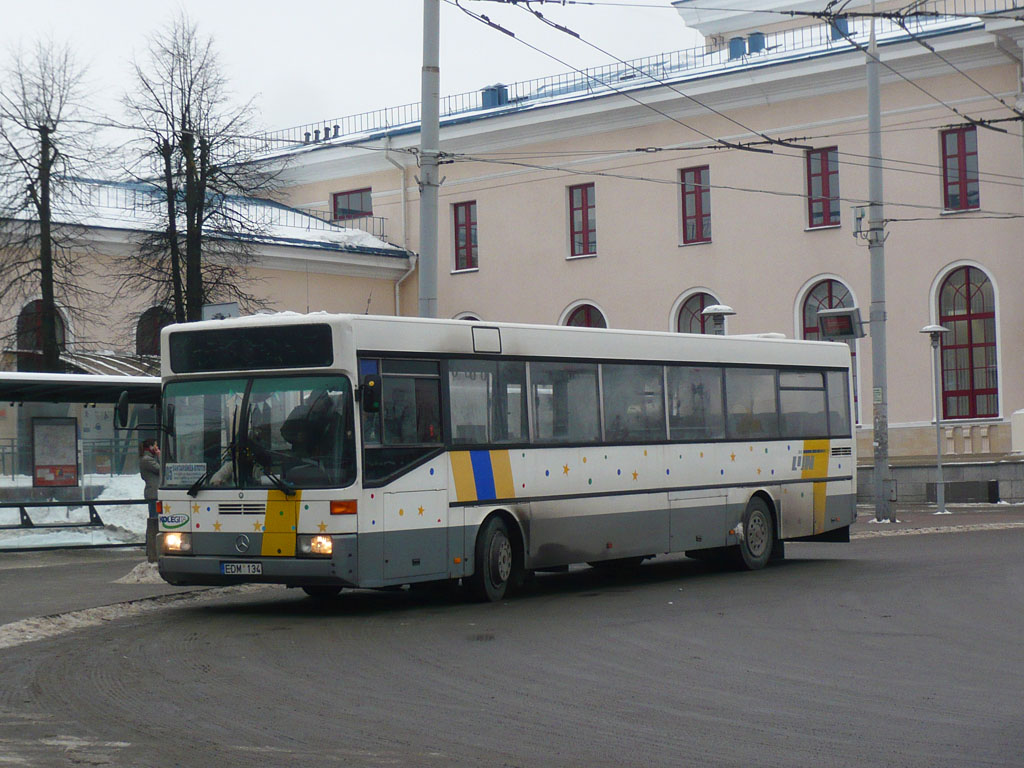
{"left": 115, "top": 391, "right": 130, "bottom": 428}
{"left": 360, "top": 375, "right": 381, "bottom": 413}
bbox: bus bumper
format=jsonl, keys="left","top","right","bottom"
{"left": 158, "top": 533, "right": 358, "bottom": 588}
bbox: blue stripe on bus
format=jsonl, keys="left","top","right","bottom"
{"left": 470, "top": 450, "right": 496, "bottom": 500}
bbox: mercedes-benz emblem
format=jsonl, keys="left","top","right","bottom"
{"left": 234, "top": 534, "right": 250, "bottom": 553}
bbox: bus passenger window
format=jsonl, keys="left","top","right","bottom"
{"left": 668, "top": 366, "right": 724, "bottom": 440}
{"left": 725, "top": 368, "right": 779, "bottom": 439}
{"left": 827, "top": 370, "right": 852, "bottom": 437}
{"left": 531, "top": 361, "right": 600, "bottom": 444}
{"left": 779, "top": 371, "right": 827, "bottom": 438}
{"left": 449, "top": 360, "right": 527, "bottom": 444}
{"left": 602, "top": 364, "right": 665, "bottom": 441}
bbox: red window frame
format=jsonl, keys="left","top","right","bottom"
{"left": 565, "top": 304, "right": 606, "bottom": 328}
{"left": 802, "top": 279, "right": 859, "bottom": 420}
{"left": 941, "top": 126, "right": 979, "bottom": 211}
{"left": 806, "top": 147, "right": 840, "bottom": 228}
{"left": 938, "top": 266, "right": 997, "bottom": 419}
{"left": 332, "top": 188, "right": 372, "bottom": 221}
{"left": 453, "top": 201, "right": 478, "bottom": 271}
{"left": 681, "top": 166, "right": 711, "bottom": 244}
{"left": 569, "top": 183, "right": 596, "bottom": 257}
{"left": 676, "top": 292, "right": 717, "bottom": 334}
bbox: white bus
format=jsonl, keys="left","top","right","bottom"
{"left": 154, "top": 313, "right": 855, "bottom": 600}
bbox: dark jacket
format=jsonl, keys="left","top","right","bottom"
{"left": 140, "top": 453, "right": 161, "bottom": 500}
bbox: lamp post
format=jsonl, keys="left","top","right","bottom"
{"left": 701, "top": 304, "right": 736, "bottom": 336}
{"left": 920, "top": 324, "right": 950, "bottom": 514}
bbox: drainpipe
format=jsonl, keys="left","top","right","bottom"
{"left": 386, "top": 139, "right": 414, "bottom": 316}
{"left": 385, "top": 138, "right": 409, "bottom": 250}
{"left": 992, "top": 35, "right": 1024, "bottom": 212}
{"left": 395, "top": 254, "right": 418, "bottom": 317}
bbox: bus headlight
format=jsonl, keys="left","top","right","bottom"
{"left": 160, "top": 531, "right": 192, "bottom": 554}
{"left": 297, "top": 534, "right": 333, "bottom": 557}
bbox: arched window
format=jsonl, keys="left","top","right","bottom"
{"left": 565, "top": 304, "right": 606, "bottom": 328}
{"left": 136, "top": 307, "right": 175, "bottom": 356}
{"left": 16, "top": 300, "right": 66, "bottom": 371}
{"left": 802, "top": 279, "right": 858, "bottom": 419}
{"left": 938, "top": 266, "right": 997, "bottom": 419}
{"left": 676, "top": 292, "right": 719, "bottom": 334}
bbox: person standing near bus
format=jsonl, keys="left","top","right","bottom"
{"left": 139, "top": 438, "right": 160, "bottom": 518}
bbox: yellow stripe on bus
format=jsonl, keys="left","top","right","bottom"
{"left": 801, "top": 439, "right": 830, "bottom": 534}
{"left": 490, "top": 450, "right": 515, "bottom": 499}
{"left": 450, "top": 451, "right": 478, "bottom": 503}
{"left": 261, "top": 489, "right": 301, "bottom": 557}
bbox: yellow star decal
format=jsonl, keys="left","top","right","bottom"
{"left": 730, "top": 452, "right": 736, "bottom": 462}
{"left": 213, "top": 521, "right": 222, "bottom": 531}
{"left": 253, "top": 520, "right": 262, "bottom": 532}
{"left": 318, "top": 521, "right": 327, "bottom": 532}
{"left": 562, "top": 464, "right": 570, "bottom": 475}
{"left": 163, "top": 503, "right": 171, "bottom": 514}
{"left": 191, "top": 502, "right": 200, "bottom": 515}
{"left": 632, "top": 470, "right": 639, "bottom": 480}
{"left": 757, "top": 468, "right": 762, "bottom": 475}
{"left": 418, "top": 506, "right": 424, "bottom": 516}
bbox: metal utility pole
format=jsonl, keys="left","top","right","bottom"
{"left": 921, "top": 325, "right": 950, "bottom": 514}
{"left": 418, "top": 0, "right": 440, "bottom": 318}
{"left": 866, "top": 7, "right": 892, "bottom": 522}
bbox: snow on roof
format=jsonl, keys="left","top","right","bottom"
{"left": 13, "top": 178, "right": 408, "bottom": 257}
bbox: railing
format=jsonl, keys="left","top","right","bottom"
{"left": 0, "top": 438, "right": 144, "bottom": 480}
{"left": 0, "top": 499, "right": 146, "bottom": 532}
{"left": 253, "top": 2, "right": 1000, "bottom": 152}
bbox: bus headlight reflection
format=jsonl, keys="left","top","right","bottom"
{"left": 298, "top": 534, "right": 333, "bottom": 557}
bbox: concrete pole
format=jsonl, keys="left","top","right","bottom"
{"left": 866, "top": 8, "right": 892, "bottom": 522}
{"left": 418, "top": 0, "right": 440, "bottom": 318}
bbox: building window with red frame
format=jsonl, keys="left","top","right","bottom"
{"left": 332, "top": 188, "right": 372, "bottom": 221}
{"left": 136, "top": 306, "right": 174, "bottom": 356}
{"left": 939, "top": 266, "right": 997, "bottom": 419}
{"left": 453, "top": 201, "right": 478, "bottom": 271}
{"left": 801, "top": 278, "right": 858, "bottom": 421}
{"left": 806, "top": 147, "right": 840, "bottom": 228}
{"left": 941, "top": 126, "right": 979, "bottom": 211}
{"left": 569, "top": 183, "right": 596, "bottom": 257}
{"left": 681, "top": 166, "right": 711, "bottom": 244}
{"left": 676, "top": 292, "right": 718, "bottom": 334}
{"left": 565, "top": 304, "right": 606, "bottom": 328}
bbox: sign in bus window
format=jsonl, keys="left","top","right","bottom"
{"left": 602, "top": 364, "right": 665, "bottom": 441}
{"left": 725, "top": 368, "right": 780, "bottom": 439}
{"left": 667, "top": 366, "right": 724, "bottom": 440}
{"left": 531, "top": 361, "right": 600, "bottom": 444}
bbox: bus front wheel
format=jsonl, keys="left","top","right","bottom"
{"left": 469, "top": 516, "right": 516, "bottom": 602}
{"left": 735, "top": 497, "right": 774, "bottom": 570}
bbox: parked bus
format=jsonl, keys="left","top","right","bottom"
{"left": 154, "top": 313, "right": 855, "bottom": 600}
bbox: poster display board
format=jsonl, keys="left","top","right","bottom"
{"left": 32, "top": 417, "right": 79, "bottom": 487}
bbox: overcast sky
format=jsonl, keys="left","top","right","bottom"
{"left": 4, "top": 0, "right": 701, "bottom": 135}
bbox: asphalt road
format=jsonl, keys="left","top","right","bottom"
{"left": 1, "top": 529, "right": 1022, "bottom": 767}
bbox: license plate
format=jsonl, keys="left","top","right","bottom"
{"left": 222, "top": 561, "right": 262, "bottom": 576}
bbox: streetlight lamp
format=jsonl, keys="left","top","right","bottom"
{"left": 701, "top": 304, "right": 735, "bottom": 336}
{"left": 920, "top": 324, "right": 950, "bottom": 515}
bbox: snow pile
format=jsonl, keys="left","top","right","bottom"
{"left": 114, "top": 561, "right": 164, "bottom": 584}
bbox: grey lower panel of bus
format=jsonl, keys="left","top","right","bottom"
{"left": 160, "top": 492, "right": 856, "bottom": 589}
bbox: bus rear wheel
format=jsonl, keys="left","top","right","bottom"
{"left": 735, "top": 496, "right": 774, "bottom": 570}
{"left": 469, "top": 516, "right": 516, "bottom": 602}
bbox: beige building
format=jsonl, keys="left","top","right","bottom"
{"left": 267, "top": 1, "right": 1024, "bottom": 501}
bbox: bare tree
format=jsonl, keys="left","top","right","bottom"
{"left": 119, "top": 14, "right": 279, "bottom": 324}
{"left": 0, "top": 41, "right": 96, "bottom": 371}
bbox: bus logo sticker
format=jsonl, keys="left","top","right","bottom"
{"left": 160, "top": 513, "right": 189, "bottom": 529}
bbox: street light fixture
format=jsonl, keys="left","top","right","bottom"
{"left": 701, "top": 304, "right": 735, "bottom": 336}
{"left": 920, "top": 324, "right": 950, "bottom": 515}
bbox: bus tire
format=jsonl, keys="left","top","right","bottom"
{"left": 735, "top": 496, "right": 774, "bottom": 570}
{"left": 469, "top": 515, "right": 515, "bottom": 602}
{"left": 302, "top": 585, "right": 342, "bottom": 600}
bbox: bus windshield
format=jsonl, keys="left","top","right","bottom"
{"left": 162, "top": 375, "right": 356, "bottom": 491}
